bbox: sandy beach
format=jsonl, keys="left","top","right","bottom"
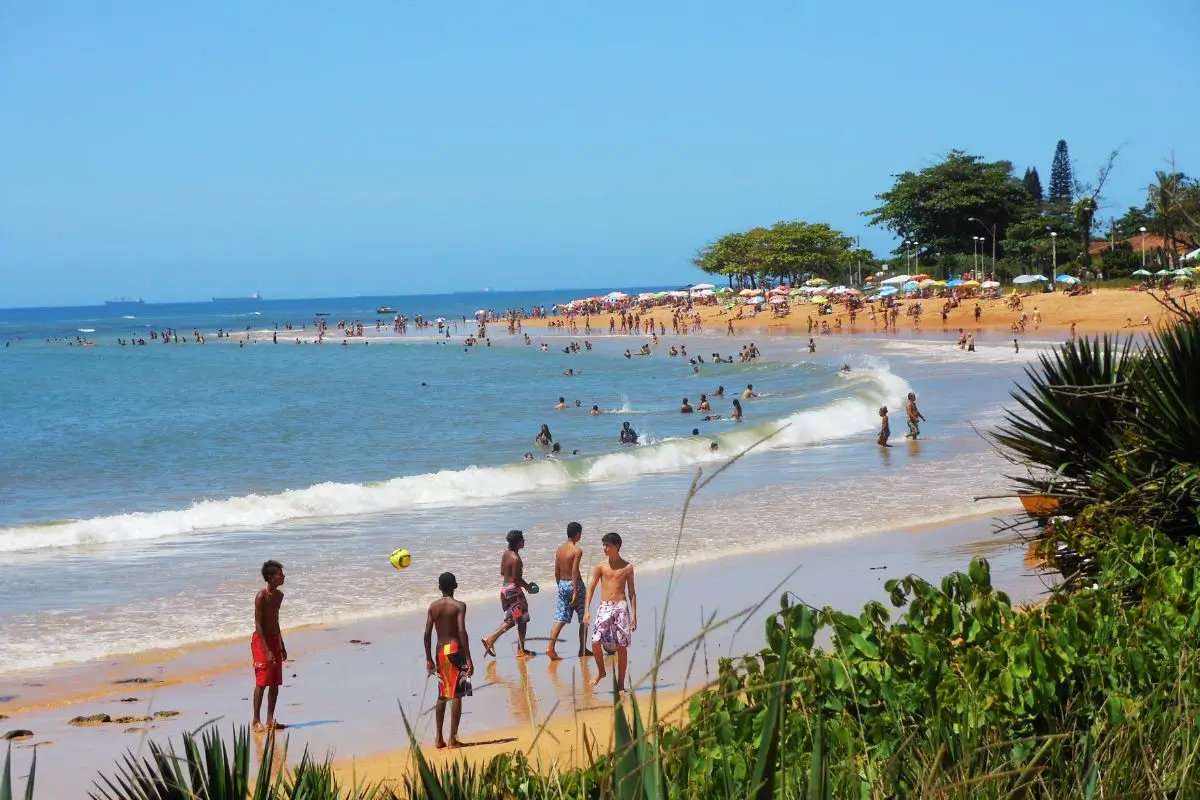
{"left": 0, "top": 511, "right": 1051, "bottom": 796}
{"left": 516, "top": 287, "right": 1192, "bottom": 339}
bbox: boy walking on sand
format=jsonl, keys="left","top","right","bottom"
{"left": 547, "top": 522, "right": 587, "bottom": 660}
{"left": 424, "top": 572, "right": 473, "bottom": 749}
{"left": 251, "top": 560, "right": 287, "bottom": 732}
{"left": 584, "top": 532, "right": 638, "bottom": 690}
{"left": 482, "top": 530, "right": 537, "bottom": 659}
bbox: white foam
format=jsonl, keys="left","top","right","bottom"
{"left": 0, "top": 368, "right": 911, "bottom": 555}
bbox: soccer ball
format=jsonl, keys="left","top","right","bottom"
{"left": 389, "top": 549, "right": 412, "bottom": 570}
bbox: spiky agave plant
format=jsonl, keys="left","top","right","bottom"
{"left": 2, "top": 745, "right": 36, "bottom": 800}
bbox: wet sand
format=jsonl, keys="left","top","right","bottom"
{"left": 0, "top": 511, "right": 1050, "bottom": 796}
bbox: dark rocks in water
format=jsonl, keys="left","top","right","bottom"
{"left": 113, "top": 677, "right": 158, "bottom": 685}
{"left": 0, "top": 714, "right": 7, "bottom": 720}
{"left": 69, "top": 714, "right": 112, "bottom": 726}
{"left": 3, "top": 729, "right": 33, "bottom": 740}
{"left": 113, "top": 716, "right": 152, "bottom": 725}
{"left": 119, "top": 697, "right": 139, "bottom": 703}
{"left": 153, "top": 710, "right": 181, "bottom": 719}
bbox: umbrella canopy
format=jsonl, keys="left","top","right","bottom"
{"left": 690, "top": 283, "right": 715, "bottom": 291}
{"left": 714, "top": 286, "right": 734, "bottom": 294}
{"left": 1174, "top": 268, "right": 1193, "bottom": 277}
{"left": 878, "top": 286, "right": 899, "bottom": 297}
{"left": 739, "top": 288, "right": 763, "bottom": 296}
{"left": 881, "top": 274, "right": 911, "bottom": 286}
{"left": 981, "top": 280, "right": 1000, "bottom": 288}
{"left": 747, "top": 296, "right": 765, "bottom": 304}
{"left": 812, "top": 296, "right": 830, "bottom": 304}
{"left": 475, "top": 309, "right": 488, "bottom": 315}
{"left": 1155, "top": 269, "right": 1172, "bottom": 276}
{"left": 912, "top": 274, "right": 930, "bottom": 282}
{"left": 963, "top": 280, "right": 981, "bottom": 287}
{"left": 1131, "top": 269, "right": 1153, "bottom": 277}
{"left": 902, "top": 281, "right": 919, "bottom": 292}
{"left": 1013, "top": 275, "right": 1047, "bottom": 285}
{"left": 946, "top": 279, "right": 965, "bottom": 287}
{"left": 918, "top": 279, "right": 937, "bottom": 287}
{"left": 805, "top": 277, "right": 830, "bottom": 287}
{"left": 605, "top": 291, "right": 628, "bottom": 300}
{"left": 638, "top": 292, "right": 656, "bottom": 300}
{"left": 693, "top": 289, "right": 715, "bottom": 297}
{"left": 864, "top": 275, "right": 876, "bottom": 282}
{"left": 1056, "top": 275, "right": 1080, "bottom": 285}
{"left": 769, "top": 296, "right": 788, "bottom": 304}
{"left": 1183, "top": 248, "right": 1200, "bottom": 263}
{"left": 1176, "top": 274, "right": 1194, "bottom": 282}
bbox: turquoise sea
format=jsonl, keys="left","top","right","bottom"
{"left": 0, "top": 289, "right": 1050, "bottom": 675}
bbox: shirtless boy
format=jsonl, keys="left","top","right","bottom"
{"left": 251, "top": 559, "right": 287, "bottom": 732}
{"left": 546, "top": 522, "right": 588, "bottom": 660}
{"left": 424, "top": 572, "right": 473, "bottom": 748}
{"left": 482, "top": 530, "right": 536, "bottom": 658}
{"left": 583, "top": 532, "right": 638, "bottom": 690}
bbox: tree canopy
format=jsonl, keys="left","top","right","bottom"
{"left": 862, "top": 150, "right": 1030, "bottom": 261}
{"left": 692, "top": 221, "right": 861, "bottom": 287}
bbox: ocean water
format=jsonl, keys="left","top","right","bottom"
{"left": 0, "top": 291, "right": 1057, "bottom": 674}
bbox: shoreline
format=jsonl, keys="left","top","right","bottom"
{"left": 0, "top": 510, "right": 1048, "bottom": 796}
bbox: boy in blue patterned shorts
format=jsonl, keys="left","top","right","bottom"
{"left": 584, "top": 532, "right": 638, "bottom": 690}
{"left": 546, "top": 521, "right": 587, "bottom": 660}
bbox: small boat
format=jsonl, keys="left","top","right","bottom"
{"left": 376, "top": 306, "right": 394, "bottom": 314}
{"left": 1019, "top": 494, "right": 1060, "bottom": 517}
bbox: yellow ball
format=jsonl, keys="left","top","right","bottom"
{"left": 389, "top": 549, "right": 412, "bottom": 570}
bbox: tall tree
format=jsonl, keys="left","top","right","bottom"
{"left": 1048, "top": 140, "right": 1073, "bottom": 210}
{"left": 863, "top": 150, "right": 1029, "bottom": 261}
{"left": 693, "top": 221, "right": 858, "bottom": 288}
{"left": 1072, "top": 148, "right": 1120, "bottom": 272}
{"left": 1022, "top": 167, "right": 1044, "bottom": 206}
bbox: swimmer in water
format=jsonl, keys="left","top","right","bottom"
{"left": 555, "top": 397, "right": 568, "bottom": 410}
{"left": 680, "top": 398, "right": 694, "bottom": 414}
{"left": 590, "top": 405, "right": 601, "bottom": 415}
{"left": 619, "top": 421, "right": 638, "bottom": 445}
{"left": 698, "top": 394, "right": 710, "bottom": 412}
{"left": 731, "top": 399, "right": 743, "bottom": 421}
{"left": 710, "top": 441, "right": 719, "bottom": 452}
{"left": 534, "top": 424, "right": 553, "bottom": 447}
{"left": 742, "top": 384, "right": 758, "bottom": 399}
{"left": 713, "top": 385, "right": 725, "bottom": 398}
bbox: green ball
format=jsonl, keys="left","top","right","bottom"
{"left": 528, "top": 582, "right": 540, "bottom": 595}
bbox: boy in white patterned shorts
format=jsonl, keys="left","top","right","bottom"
{"left": 583, "top": 532, "right": 638, "bottom": 690}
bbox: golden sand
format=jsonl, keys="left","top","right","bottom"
{"left": 517, "top": 288, "right": 1193, "bottom": 338}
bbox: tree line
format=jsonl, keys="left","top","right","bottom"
{"left": 693, "top": 141, "right": 1200, "bottom": 286}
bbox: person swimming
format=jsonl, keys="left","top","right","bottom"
{"left": 698, "top": 394, "right": 710, "bottom": 412}
{"left": 534, "top": 424, "right": 553, "bottom": 446}
{"left": 680, "top": 398, "right": 694, "bottom": 414}
{"left": 713, "top": 385, "right": 725, "bottom": 397}
{"left": 590, "top": 405, "right": 601, "bottom": 415}
{"left": 619, "top": 421, "right": 638, "bottom": 445}
{"left": 555, "top": 397, "right": 568, "bottom": 410}
{"left": 731, "top": 399, "right": 743, "bottom": 421}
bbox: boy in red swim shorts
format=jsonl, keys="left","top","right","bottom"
{"left": 424, "top": 572, "right": 474, "bottom": 748}
{"left": 251, "top": 559, "right": 287, "bottom": 732}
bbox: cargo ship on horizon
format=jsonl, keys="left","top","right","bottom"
{"left": 104, "top": 297, "right": 145, "bottom": 307}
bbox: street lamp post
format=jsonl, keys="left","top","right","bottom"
{"left": 972, "top": 237, "right": 982, "bottom": 273}
{"left": 1050, "top": 232, "right": 1058, "bottom": 289}
{"left": 1139, "top": 226, "right": 1148, "bottom": 269}
{"left": 968, "top": 217, "right": 998, "bottom": 277}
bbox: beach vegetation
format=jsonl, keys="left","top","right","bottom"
{"left": 691, "top": 221, "right": 860, "bottom": 288}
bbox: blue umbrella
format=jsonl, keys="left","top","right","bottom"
{"left": 878, "top": 286, "right": 899, "bottom": 297}
{"left": 902, "top": 281, "right": 919, "bottom": 292}
{"left": 1056, "top": 275, "right": 1079, "bottom": 284}
{"left": 946, "top": 279, "right": 965, "bottom": 287}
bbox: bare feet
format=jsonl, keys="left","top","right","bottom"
{"left": 252, "top": 722, "right": 266, "bottom": 733}
{"left": 546, "top": 649, "right": 562, "bottom": 661}
{"left": 577, "top": 650, "right": 590, "bottom": 658}
{"left": 435, "top": 739, "right": 447, "bottom": 749}
{"left": 518, "top": 649, "right": 537, "bottom": 659}
{"left": 266, "top": 720, "right": 286, "bottom": 730}
{"left": 448, "top": 738, "right": 463, "bottom": 749}
{"left": 591, "top": 671, "right": 607, "bottom": 688}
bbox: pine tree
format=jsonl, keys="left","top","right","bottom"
{"left": 1048, "top": 140, "right": 1073, "bottom": 209}
{"left": 1022, "top": 167, "right": 1044, "bottom": 205}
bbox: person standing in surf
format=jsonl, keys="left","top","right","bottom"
{"left": 904, "top": 392, "right": 927, "bottom": 440}
{"left": 584, "top": 532, "right": 637, "bottom": 691}
{"left": 482, "top": 530, "right": 536, "bottom": 659}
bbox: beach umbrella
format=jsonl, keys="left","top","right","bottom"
{"left": 638, "top": 292, "right": 656, "bottom": 300}
{"left": 475, "top": 309, "right": 488, "bottom": 315}
{"left": 435, "top": 317, "right": 445, "bottom": 323}
{"left": 690, "top": 283, "right": 715, "bottom": 291}
{"left": 605, "top": 291, "right": 628, "bottom": 300}
{"left": 1183, "top": 248, "right": 1200, "bottom": 263}
{"left": 981, "top": 280, "right": 1000, "bottom": 288}
{"left": 1176, "top": 274, "right": 1194, "bottom": 282}
{"left": 1056, "top": 275, "right": 1080, "bottom": 285}
{"left": 1131, "top": 269, "right": 1152, "bottom": 277}
{"left": 878, "top": 286, "right": 899, "bottom": 297}
{"left": 812, "top": 296, "right": 830, "bottom": 304}
{"left": 881, "top": 274, "right": 911, "bottom": 286}
{"left": 864, "top": 275, "right": 876, "bottom": 282}
{"left": 769, "top": 296, "right": 788, "bottom": 304}
{"left": 747, "top": 296, "right": 765, "bottom": 304}
{"left": 902, "top": 281, "right": 919, "bottom": 292}
{"left": 714, "top": 286, "right": 733, "bottom": 294}
{"left": 963, "top": 280, "right": 981, "bottom": 287}
{"left": 813, "top": 287, "right": 829, "bottom": 295}
{"left": 912, "top": 274, "right": 930, "bottom": 282}
{"left": 1155, "top": 269, "right": 1171, "bottom": 276}
{"left": 694, "top": 289, "right": 715, "bottom": 297}
{"left": 1173, "top": 268, "right": 1193, "bottom": 277}
{"left": 1013, "top": 275, "right": 1045, "bottom": 285}
{"left": 805, "top": 277, "right": 830, "bottom": 287}
{"left": 946, "top": 279, "right": 965, "bottom": 287}
{"left": 846, "top": 288, "right": 863, "bottom": 295}
{"left": 918, "top": 279, "right": 937, "bottom": 287}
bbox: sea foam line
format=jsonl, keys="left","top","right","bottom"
{"left": 0, "top": 368, "right": 911, "bottom": 555}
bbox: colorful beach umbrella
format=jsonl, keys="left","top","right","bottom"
{"left": 878, "top": 286, "right": 899, "bottom": 297}
{"left": 902, "top": 281, "right": 919, "bottom": 292}
{"left": 946, "top": 279, "right": 965, "bottom": 287}
{"left": 690, "top": 283, "right": 715, "bottom": 291}
{"left": 1131, "top": 269, "right": 1152, "bottom": 277}
{"left": 981, "top": 280, "right": 1000, "bottom": 288}
{"left": 769, "top": 296, "right": 788, "bottom": 304}
{"left": 805, "top": 277, "right": 830, "bottom": 287}
{"left": 963, "top": 280, "right": 981, "bottom": 287}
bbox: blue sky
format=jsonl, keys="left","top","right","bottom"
{"left": 0, "top": 0, "right": 1195, "bottom": 307}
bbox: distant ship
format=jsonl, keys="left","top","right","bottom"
{"left": 212, "top": 292, "right": 263, "bottom": 303}
{"left": 104, "top": 297, "right": 145, "bottom": 307}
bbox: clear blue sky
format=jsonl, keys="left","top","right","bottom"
{"left": 1, "top": 0, "right": 1195, "bottom": 307}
